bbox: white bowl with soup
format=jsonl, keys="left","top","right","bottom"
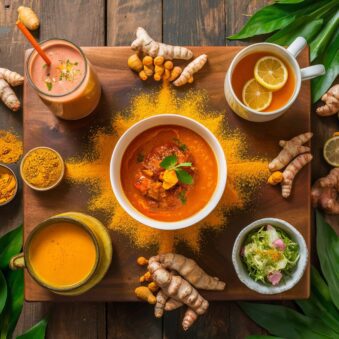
{"left": 110, "top": 114, "right": 227, "bottom": 230}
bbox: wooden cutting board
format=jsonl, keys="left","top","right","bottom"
{"left": 23, "top": 46, "right": 311, "bottom": 301}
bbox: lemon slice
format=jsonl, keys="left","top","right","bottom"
{"left": 323, "top": 135, "right": 339, "bottom": 167}
{"left": 242, "top": 78, "right": 272, "bottom": 111}
{"left": 254, "top": 56, "right": 288, "bottom": 91}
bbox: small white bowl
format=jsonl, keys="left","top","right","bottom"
{"left": 110, "top": 114, "right": 227, "bottom": 230}
{"left": 232, "top": 218, "right": 308, "bottom": 294}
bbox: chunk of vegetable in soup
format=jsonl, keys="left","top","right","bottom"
{"left": 121, "top": 126, "right": 218, "bottom": 222}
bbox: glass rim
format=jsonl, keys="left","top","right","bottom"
{"left": 26, "top": 38, "right": 88, "bottom": 98}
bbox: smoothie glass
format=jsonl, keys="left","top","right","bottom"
{"left": 26, "top": 38, "right": 101, "bottom": 120}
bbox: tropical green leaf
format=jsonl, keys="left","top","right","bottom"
{"left": 0, "top": 269, "right": 24, "bottom": 339}
{"left": 310, "top": 10, "right": 339, "bottom": 61}
{"left": 175, "top": 168, "right": 193, "bottom": 185}
{"left": 246, "top": 336, "right": 285, "bottom": 339}
{"left": 267, "top": 17, "right": 323, "bottom": 45}
{"left": 16, "top": 318, "right": 48, "bottom": 339}
{"left": 239, "top": 302, "right": 338, "bottom": 339}
{"left": 0, "top": 225, "right": 23, "bottom": 270}
{"left": 0, "top": 271, "right": 7, "bottom": 315}
{"left": 311, "top": 29, "right": 339, "bottom": 102}
{"left": 316, "top": 211, "right": 339, "bottom": 309}
{"left": 160, "top": 155, "right": 177, "bottom": 170}
{"left": 275, "top": 0, "right": 304, "bottom": 3}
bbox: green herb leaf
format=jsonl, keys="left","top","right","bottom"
{"left": 46, "top": 82, "right": 52, "bottom": 91}
{"left": 246, "top": 336, "right": 284, "bottom": 339}
{"left": 16, "top": 318, "right": 48, "bottom": 339}
{"left": 0, "top": 225, "right": 23, "bottom": 270}
{"left": 176, "top": 162, "right": 192, "bottom": 168}
{"left": 275, "top": 0, "right": 305, "bottom": 3}
{"left": 0, "top": 269, "right": 24, "bottom": 339}
{"left": 0, "top": 271, "right": 7, "bottom": 314}
{"left": 179, "top": 144, "right": 187, "bottom": 152}
{"left": 160, "top": 155, "right": 178, "bottom": 170}
{"left": 178, "top": 190, "right": 187, "bottom": 205}
{"left": 311, "top": 30, "right": 339, "bottom": 102}
{"left": 316, "top": 211, "right": 339, "bottom": 309}
{"left": 175, "top": 168, "right": 193, "bottom": 185}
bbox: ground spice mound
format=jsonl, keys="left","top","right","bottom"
{"left": 0, "top": 130, "right": 23, "bottom": 164}
{"left": 66, "top": 86, "right": 269, "bottom": 252}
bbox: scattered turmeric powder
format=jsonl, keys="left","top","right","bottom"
{"left": 66, "top": 85, "right": 269, "bottom": 252}
{"left": 0, "top": 131, "right": 23, "bottom": 164}
{"left": 0, "top": 166, "right": 17, "bottom": 204}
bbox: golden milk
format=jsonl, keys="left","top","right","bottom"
{"left": 28, "top": 222, "right": 97, "bottom": 287}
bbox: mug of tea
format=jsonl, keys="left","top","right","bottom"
{"left": 10, "top": 212, "right": 113, "bottom": 296}
{"left": 224, "top": 37, "right": 325, "bottom": 122}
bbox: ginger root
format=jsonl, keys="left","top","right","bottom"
{"left": 128, "top": 54, "right": 143, "bottom": 72}
{"left": 17, "top": 6, "right": 39, "bottom": 30}
{"left": 182, "top": 308, "right": 198, "bottom": 331}
{"left": 281, "top": 153, "right": 312, "bottom": 198}
{"left": 154, "top": 290, "right": 168, "bottom": 318}
{"left": 269, "top": 132, "right": 313, "bottom": 172}
{"left": 0, "top": 68, "right": 24, "bottom": 87}
{"left": 135, "top": 286, "right": 156, "bottom": 304}
{"left": 0, "top": 79, "right": 20, "bottom": 112}
{"left": 312, "top": 168, "right": 339, "bottom": 214}
{"left": 267, "top": 171, "right": 283, "bottom": 185}
{"left": 316, "top": 84, "right": 339, "bottom": 116}
{"left": 173, "top": 54, "right": 207, "bottom": 87}
{"left": 164, "top": 298, "right": 183, "bottom": 311}
{"left": 131, "top": 27, "right": 193, "bottom": 60}
{"left": 151, "top": 253, "right": 225, "bottom": 290}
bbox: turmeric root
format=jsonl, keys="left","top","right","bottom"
{"left": 281, "top": 153, "right": 312, "bottom": 198}
{"left": 154, "top": 290, "right": 168, "bottom": 318}
{"left": 154, "top": 56, "right": 165, "bottom": 66}
{"left": 164, "top": 298, "right": 183, "bottom": 311}
{"left": 148, "top": 282, "right": 159, "bottom": 293}
{"left": 312, "top": 168, "right": 339, "bottom": 214}
{"left": 267, "top": 171, "right": 283, "bottom": 185}
{"left": 137, "top": 256, "right": 148, "bottom": 266}
{"left": 127, "top": 54, "right": 143, "bottom": 72}
{"left": 143, "top": 64, "right": 154, "bottom": 77}
{"left": 131, "top": 27, "right": 193, "bottom": 60}
{"left": 316, "top": 84, "right": 339, "bottom": 116}
{"left": 169, "top": 66, "right": 182, "bottom": 82}
{"left": 148, "top": 261, "right": 209, "bottom": 315}
{"left": 150, "top": 253, "right": 225, "bottom": 290}
{"left": 0, "top": 68, "right": 24, "bottom": 86}
{"left": 135, "top": 286, "right": 156, "bottom": 304}
{"left": 0, "top": 79, "right": 20, "bottom": 111}
{"left": 142, "top": 56, "right": 153, "bottom": 66}
{"left": 140, "top": 271, "right": 152, "bottom": 283}
{"left": 164, "top": 60, "right": 174, "bottom": 70}
{"left": 269, "top": 132, "right": 313, "bottom": 172}
{"left": 17, "top": 6, "right": 39, "bottom": 30}
{"left": 138, "top": 70, "right": 148, "bottom": 81}
{"left": 173, "top": 54, "right": 208, "bottom": 87}
{"left": 182, "top": 308, "right": 198, "bottom": 331}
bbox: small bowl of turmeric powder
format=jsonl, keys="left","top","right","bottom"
{"left": 20, "top": 147, "right": 65, "bottom": 191}
{"left": 0, "top": 164, "right": 18, "bottom": 206}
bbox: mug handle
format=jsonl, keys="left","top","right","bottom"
{"left": 287, "top": 37, "right": 307, "bottom": 57}
{"left": 9, "top": 253, "right": 26, "bottom": 270}
{"left": 301, "top": 64, "right": 326, "bottom": 81}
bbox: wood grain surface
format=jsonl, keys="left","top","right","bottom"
{"left": 1, "top": 0, "right": 337, "bottom": 338}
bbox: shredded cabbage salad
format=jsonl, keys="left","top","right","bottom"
{"left": 241, "top": 225, "right": 299, "bottom": 286}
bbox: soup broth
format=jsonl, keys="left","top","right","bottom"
{"left": 231, "top": 52, "right": 295, "bottom": 112}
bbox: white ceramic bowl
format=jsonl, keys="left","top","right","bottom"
{"left": 110, "top": 114, "right": 227, "bottom": 230}
{"left": 232, "top": 218, "right": 308, "bottom": 294}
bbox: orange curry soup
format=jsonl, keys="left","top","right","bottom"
{"left": 121, "top": 125, "right": 218, "bottom": 222}
{"left": 28, "top": 222, "right": 97, "bottom": 287}
{"left": 231, "top": 52, "right": 296, "bottom": 112}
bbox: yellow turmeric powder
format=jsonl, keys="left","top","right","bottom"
{"left": 0, "top": 166, "right": 17, "bottom": 204}
{"left": 22, "top": 148, "right": 63, "bottom": 188}
{"left": 0, "top": 130, "right": 23, "bottom": 164}
{"left": 66, "top": 85, "right": 269, "bottom": 252}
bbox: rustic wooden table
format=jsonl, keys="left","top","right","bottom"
{"left": 1, "top": 1, "right": 338, "bottom": 338}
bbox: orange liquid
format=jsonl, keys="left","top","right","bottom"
{"left": 29, "top": 222, "right": 97, "bottom": 287}
{"left": 231, "top": 52, "right": 295, "bottom": 112}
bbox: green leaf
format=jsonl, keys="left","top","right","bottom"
{"left": 178, "top": 190, "right": 187, "bottom": 205}
{"left": 267, "top": 17, "right": 323, "bottom": 45}
{"left": 238, "top": 302, "right": 338, "bottom": 339}
{"left": 311, "top": 30, "right": 339, "bottom": 102}
{"left": 16, "top": 318, "right": 48, "bottom": 339}
{"left": 316, "top": 211, "right": 339, "bottom": 309}
{"left": 310, "top": 10, "right": 339, "bottom": 62}
{"left": 175, "top": 162, "right": 192, "bottom": 168}
{"left": 0, "top": 269, "right": 24, "bottom": 339}
{"left": 246, "top": 336, "right": 285, "bottom": 339}
{"left": 175, "top": 168, "right": 193, "bottom": 185}
{"left": 0, "top": 271, "right": 7, "bottom": 314}
{"left": 160, "top": 155, "right": 177, "bottom": 170}
{"left": 275, "top": 0, "right": 304, "bottom": 3}
{"left": 0, "top": 225, "right": 23, "bottom": 270}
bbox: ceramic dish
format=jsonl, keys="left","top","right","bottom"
{"left": 0, "top": 164, "right": 18, "bottom": 207}
{"left": 110, "top": 114, "right": 227, "bottom": 230}
{"left": 232, "top": 217, "right": 308, "bottom": 294}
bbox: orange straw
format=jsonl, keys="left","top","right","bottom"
{"left": 16, "top": 20, "right": 51, "bottom": 66}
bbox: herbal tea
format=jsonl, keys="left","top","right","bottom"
{"left": 231, "top": 52, "right": 295, "bottom": 112}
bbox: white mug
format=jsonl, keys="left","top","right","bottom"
{"left": 224, "top": 37, "right": 325, "bottom": 122}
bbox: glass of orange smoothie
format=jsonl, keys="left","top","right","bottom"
{"left": 26, "top": 38, "right": 101, "bottom": 120}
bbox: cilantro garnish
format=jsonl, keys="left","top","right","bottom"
{"left": 179, "top": 190, "right": 187, "bottom": 205}
{"left": 160, "top": 155, "right": 193, "bottom": 185}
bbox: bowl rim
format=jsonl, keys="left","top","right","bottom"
{"left": 232, "top": 217, "right": 308, "bottom": 295}
{"left": 110, "top": 114, "right": 227, "bottom": 230}
{"left": 20, "top": 146, "right": 65, "bottom": 191}
{"left": 0, "top": 164, "right": 18, "bottom": 207}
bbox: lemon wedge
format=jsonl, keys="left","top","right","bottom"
{"left": 242, "top": 78, "right": 272, "bottom": 112}
{"left": 323, "top": 135, "right": 339, "bottom": 167}
{"left": 254, "top": 56, "right": 288, "bottom": 91}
